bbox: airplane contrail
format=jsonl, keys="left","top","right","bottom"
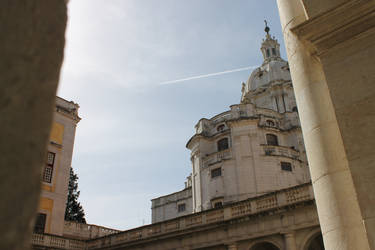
{"left": 159, "top": 65, "right": 257, "bottom": 85}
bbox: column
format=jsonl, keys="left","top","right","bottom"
{"left": 227, "top": 243, "right": 238, "bottom": 250}
{"left": 284, "top": 232, "right": 297, "bottom": 250}
{"left": 0, "top": 1, "right": 68, "bottom": 250}
{"left": 276, "top": 0, "right": 372, "bottom": 249}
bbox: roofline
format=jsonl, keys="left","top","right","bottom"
{"left": 151, "top": 186, "right": 192, "bottom": 201}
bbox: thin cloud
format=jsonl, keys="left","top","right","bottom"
{"left": 159, "top": 66, "right": 257, "bottom": 85}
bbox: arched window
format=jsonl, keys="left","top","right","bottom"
{"left": 266, "top": 120, "right": 275, "bottom": 127}
{"left": 217, "top": 124, "right": 225, "bottom": 132}
{"left": 266, "top": 134, "right": 278, "bottom": 146}
{"left": 272, "top": 48, "right": 277, "bottom": 56}
{"left": 217, "top": 138, "right": 229, "bottom": 151}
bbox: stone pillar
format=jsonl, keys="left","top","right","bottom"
{"left": 0, "top": 1, "right": 67, "bottom": 250}
{"left": 276, "top": 0, "right": 373, "bottom": 249}
{"left": 284, "top": 232, "right": 297, "bottom": 250}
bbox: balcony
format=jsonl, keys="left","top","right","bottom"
{"left": 262, "top": 144, "right": 300, "bottom": 160}
{"left": 202, "top": 148, "right": 232, "bottom": 168}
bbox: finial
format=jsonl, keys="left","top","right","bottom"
{"left": 264, "top": 20, "right": 270, "bottom": 35}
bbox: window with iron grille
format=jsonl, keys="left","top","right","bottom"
{"left": 43, "top": 152, "right": 55, "bottom": 183}
{"left": 34, "top": 213, "right": 46, "bottom": 234}
{"left": 217, "top": 138, "right": 229, "bottom": 151}
{"left": 281, "top": 162, "right": 292, "bottom": 172}
{"left": 178, "top": 203, "right": 186, "bottom": 213}
{"left": 211, "top": 168, "right": 222, "bottom": 178}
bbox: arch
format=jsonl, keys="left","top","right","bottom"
{"left": 250, "top": 242, "right": 280, "bottom": 250}
{"left": 301, "top": 228, "right": 325, "bottom": 250}
{"left": 217, "top": 138, "right": 229, "bottom": 151}
{"left": 266, "top": 134, "right": 278, "bottom": 146}
{"left": 248, "top": 238, "right": 283, "bottom": 250}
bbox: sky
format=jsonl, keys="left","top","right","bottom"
{"left": 58, "top": 0, "right": 286, "bottom": 230}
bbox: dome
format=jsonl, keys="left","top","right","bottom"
{"left": 241, "top": 25, "right": 291, "bottom": 102}
{"left": 246, "top": 59, "right": 290, "bottom": 92}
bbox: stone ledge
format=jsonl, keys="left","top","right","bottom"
{"left": 291, "top": 0, "right": 375, "bottom": 55}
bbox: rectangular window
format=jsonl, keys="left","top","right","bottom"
{"left": 281, "top": 162, "right": 292, "bottom": 172}
{"left": 211, "top": 168, "right": 222, "bottom": 178}
{"left": 178, "top": 203, "right": 186, "bottom": 213}
{"left": 43, "top": 152, "right": 55, "bottom": 183}
{"left": 34, "top": 213, "right": 47, "bottom": 234}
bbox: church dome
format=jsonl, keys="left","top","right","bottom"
{"left": 246, "top": 59, "right": 290, "bottom": 91}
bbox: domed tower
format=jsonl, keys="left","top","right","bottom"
{"left": 186, "top": 24, "right": 310, "bottom": 213}
{"left": 241, "top": 22, "right": 294, "bottom": 113}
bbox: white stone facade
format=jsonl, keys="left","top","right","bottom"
{"left": 151, "top": 29, "right": 310, "bottom": 222}
{"left": 151, "top": 176, "right": 193, "bottom": 223}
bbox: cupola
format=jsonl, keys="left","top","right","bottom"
{"left": 260, "top": 21, "right": 281, "bottom": 63}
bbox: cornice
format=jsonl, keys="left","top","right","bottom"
{"left": 291, "top": 0, "right": 375, "bottom": 55}
{"left": 55, "top": 105, "right": 81, "bottom": 122}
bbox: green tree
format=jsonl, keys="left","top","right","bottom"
{"left": 65, "top": 167, "right": 86, "bottom": 223}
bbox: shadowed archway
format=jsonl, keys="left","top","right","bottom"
{"left": 306, "top": 233, "right": 325, "bottom": 250}
{"left": 250, "top": 242, "right": 280, "bottom": 250}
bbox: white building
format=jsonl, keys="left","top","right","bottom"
{"left": 151, "top": 26, "right": 310, "bottom": 223}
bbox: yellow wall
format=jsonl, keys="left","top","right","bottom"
{"left": 39, "top": 197, "right": 54, "bottom": 233}
{"left": 50, "top": 122, "right": 64, "bottom": 145}
{"left": 41, "top": 122, "right": 64, "bottom": 192}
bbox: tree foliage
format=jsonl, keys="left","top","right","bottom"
{"left": 65, "top": 167, "right": 86, "bottom": 223}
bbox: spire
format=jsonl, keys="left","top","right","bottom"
{"left": 260, "top": 21, "right": 281, "bottom": 63}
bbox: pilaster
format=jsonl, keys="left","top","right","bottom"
{"left": 283, "top": 232, "right": 297, "bottom": 250}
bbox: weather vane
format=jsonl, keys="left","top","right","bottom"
{"left": 264, "top": 20, "right": 270, "bottom": 35}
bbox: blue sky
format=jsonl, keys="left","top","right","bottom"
{"left": 58, "top": 0, "right": 286, "bottom": 230}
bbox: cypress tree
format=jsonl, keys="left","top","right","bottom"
{"left": 65, "top": 167, "right": 86, "bottom": 223}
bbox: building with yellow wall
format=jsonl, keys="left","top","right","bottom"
{"left": 34, "top": 97, "right": 81, "bottom": 236}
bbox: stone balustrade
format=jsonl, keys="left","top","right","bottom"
{"left": 85, "top": 183, "right": 313, "bottom": 249}
{"left": 202, "top": 148, "right": 232, "bottom": 167}
{"left": 31, "top": 233, "right": 86, "bottom": 249}
{"left": 211, "top": 111, "right": 232, "bottom": 123}
{"left": 31, "top": 183, "right": 313, "bottom": 249}
{"left": 63, "top": 221, "right": 120, "bottom": 240}
{"left": 262, "top": 144, "right": 300, "bottom": 159}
